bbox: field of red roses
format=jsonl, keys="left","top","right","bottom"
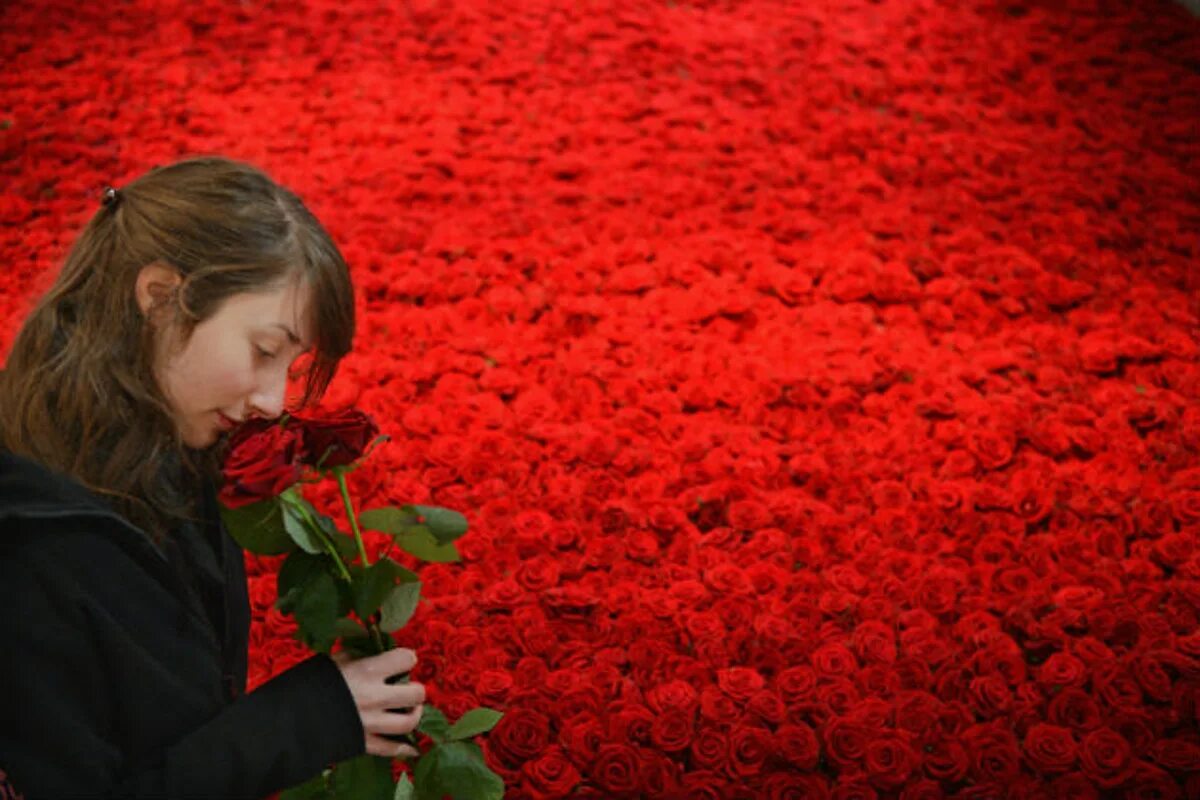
{"left": 3, "top": 0, "right": 1200, "bottom": 796}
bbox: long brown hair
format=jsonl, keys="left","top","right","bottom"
{"left": 0, "top": 156, "right": 355, "bottom": 540}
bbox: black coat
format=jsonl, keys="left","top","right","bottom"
{"left": 0, "top": 449, "right": 364, "bottom": 798}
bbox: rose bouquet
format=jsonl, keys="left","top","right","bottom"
{"left": 218, "top": 409, "right": 503, "bottom": 800}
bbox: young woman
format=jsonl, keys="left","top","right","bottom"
{"left": 0, "top": 157, "right": 424, "bottom": 797}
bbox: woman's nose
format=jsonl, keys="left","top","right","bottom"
{"left": 247, "top": 371, "right": 287, "bottom": 420}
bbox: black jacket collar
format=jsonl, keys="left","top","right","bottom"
{"left": 0, "top": 448, "right": 121, "bottom": 520}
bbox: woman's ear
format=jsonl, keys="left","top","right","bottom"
{"left": 134, "top": 262, "right": 183, "bottom": 320}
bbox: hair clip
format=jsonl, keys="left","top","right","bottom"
{"left": 101, "top": 186, "right": 121, "bottom": 207}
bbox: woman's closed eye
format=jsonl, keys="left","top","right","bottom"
{"left": 254, "top": 345, "right": 278, "bottom": 360}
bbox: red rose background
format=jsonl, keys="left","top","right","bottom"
{"left": 2, "top": 0, "right": 1199, "bottom": 796}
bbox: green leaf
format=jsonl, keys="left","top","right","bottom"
{"left": 359, "top": 506, "right": 420, "bottom": 534}
{"left": 409, "top": 505, "right": 469, "bottom": 545}
{"left": 352, "top": 559, "right": 405, "bottom": 622}
{"left": 418, "top": 706, "right": 452, "bottom": 744}
{"left": 379, "top": 581, "right": 422, "bottom": 633}
{"left": 413, "top": 741, "right": 504, "bottom": 800}
{"left": 330, "top": 755, "right": 394, "bottom": 800}
{"left": 394, "top": 527, "right": 461, "bottom": 563}
{"left": 276, "top": 552, "right": 329, "bottom": 614}
{"left": 446, "top": 708, "right": 504, "bottom": 741}
{"left": 292, "top": 570, "right": 340, "bottom": 653}
{"left": 340, "top": 634, "right": 380, "bottom": 660}
{"left": 333, "top": 617, "right": 368, "bottom": 640}
{"left": 220, "top": 497, "right": 293, "bottom": 555}
{"left": 281, "top": 498, "right": 328, "bottom": 555}
{"left": 280, "top": 769, "right": 331, "bottom": 800}
{"left": 393, "top": 774, "right": 414, "bottom": 800}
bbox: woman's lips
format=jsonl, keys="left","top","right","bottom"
{"left": 216, "top": 411, "right": 238, "bottom": 431}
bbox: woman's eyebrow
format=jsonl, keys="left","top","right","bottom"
{"left": 272, "top": 323, "right": 309, "bottom": 347}
{"left": 271, "top": 323, "right": 301, "bottom": 345}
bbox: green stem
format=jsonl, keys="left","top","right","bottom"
{"left": 293, "top": 499, "right": 353, "bottom": 583}
{"left": 336, "top": 468, "right": 371, "bottom": 567}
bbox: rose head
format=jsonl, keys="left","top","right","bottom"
{"left": 290, "top": 408, "right": 380, "bottom": 469}
{"left": 219, "top": 419, "right": 304, "bottom": 508}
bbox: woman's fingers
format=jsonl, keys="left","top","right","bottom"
{"left": 362, "top": 704, "right": 424, "bottom": 735}
{"left": 365, "top": 733, "right": 420, "bottom": 759}
{"left": 373, "top": 647, "right": 418, "bottom": 677}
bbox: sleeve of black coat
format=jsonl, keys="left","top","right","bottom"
{"left": 0, "top": 533, "right": 365, "bottom": 799}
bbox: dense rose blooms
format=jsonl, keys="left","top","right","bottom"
{"left": 521, "top": 746, "right": 582, "bottom": 798}
{"left": 589, "top": 744, "right": 640, "bottom": 794}
{"left": 823, "top": 718, "right": 869, "bottom": 769}
{"left": 13, "top": 3, "right": 1198, "bottom": 797}
{"left": 678, "top": 771, "right": 732, "bottom": 800}
{"left": 776, "top": 723, "right": 821, "bottom": 770}
{"left": 962, "top": 724, "right": 1021, "bottom": 784}
{"left": 1047, "top": 688, "right": 1103, "bottom": 732}
{"left": 490, "top": 709, "right": 551, "bottom": 767}
{"left": 560, "top": 713, "right": 603, "bottom": 766}
{"left": 717, "top": 667, "right": 766, "bottom": 701}
{"left": 863, "top": 732, "right": 917, "bottom": 789}
{"left": 646, "top": 679, "right": 699, "bottom": 716}
{"left": 1147, "top": 738, "right": 1200, "bottom": 771}
{"left": 648, "top": 709, "right": 692, "bottom": 752}
{"left": 219, "top": 420, "right": 303, "bottom": 507}
{"left": 764, "top": 772, "right": 833, "bottom": 799}
{"left": 690, "top": 727, "right": 727, "bottom": 771}
{"left": 1023, "top": 723, "right": 1078, "bottom": 774}
{"left": 1078, "top": 728, "right": 1135, "bottom": 788}
{"left": 728, "top": 725, "right": 773, "bottom": 777}
{"left": 699, "top": 684, "right": 738, "bottom": 722}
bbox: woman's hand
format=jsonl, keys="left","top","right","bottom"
{"left": 333, "top": 648, "right": 425, "bottom": 758}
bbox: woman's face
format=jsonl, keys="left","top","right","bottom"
{"left": 146, "top": 270, "right": 314, "bottom": 449}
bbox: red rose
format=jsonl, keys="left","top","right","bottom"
{"left": 776, "top": 665, "right": 818, "bottom": 704}
{"left": 474, "top": 670, "right": 513, "bottom": 706}
{"left": 1046, "top": 687, "right": 1102, "bottom": 732}
{"left": 1023, "top": 723, "right": 1078, "bottom": 774}
{"left": 764, "top": 772, "right": 832, "bottom": 799}
{"left": 922, "top": 736, "right": 969, "bottom": 783}
{"left": 289, "top": 408, "right": 380, "bottom": 468}
{"left": 812, "top": 642, "right": 860, "bottom": 678}
{"left": 690, "top": 726, "right": 728, "bottom": 770}
{"left": 560, "top": 713, "right": 603, "bottom": 766}
{"left": 699, "top": 684, "right": 738, "bottom": 722}
{"left": 1047, "top": 772, "right": 1101, "bottom": 799}
{"left": 646, "top": 679, "right": 699, "bottom": 716}
{"left": 823, "top": 717, "right": 868, "bottom": 769}
{"left": 961, "top": 724, "right": 1021, "bottom": 784}
{"left": 967, "top": 674, "right": 1012, "bottom": 719}
{"left": 1036, "top": 653, "right": 1087, "bottom": 689}
{"left": 776, "top": 723, "right": 821, "bottom": 770}
{"left": 728, "top": 725, "right": 773, "bottom": 778}
{"left": 608, "top": 704, "right": 654, "bottom": 747}
{"left": 1123, "top": 762, "right": 1189, "bottom": 800}
{"left": 521, "top": 746, "right": 582, "bottom": 798}
{"left": 489, "top": 708, "right": 551, "bottom": 767}
{"left": 1146, "top": 737, "right": 1200, "bottom": 771}
{"left": 590, "top": 744, "right": 641, "bottom": 795}
{"left": 219, "top": 420, "right": 303, "bottom": 508}
{"left": 864, "top": 732, "right": 917, "bottom": 789}
{"left": 747, "top": 689, "right": 786, "bottom": 725}
{"left": 967, "top": 429, "right": 1015, "bottom": 471}
{"left": 639, "top": 750, "right": 682, "bottom": 797}
{"left": 851, "top": 620, "right": 897, "bottom": 665}
{"left": 649, "top": 709, "right": 692, "bottom": 752}
{"left": 679, "top": 771, "right": 733, "bottom": 800}
{"left": 717, "top": 666, "right": 766, "bottom": 701}
{"left": 1078, "top": 727, "right": 1135, "bottom": 788}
